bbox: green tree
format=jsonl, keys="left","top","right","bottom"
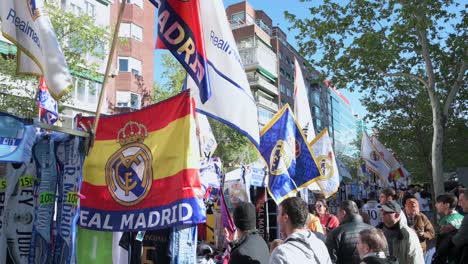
{"left": 153, "top": 53, "right": 186, "bottom": 102}
{"left": 0, "top": 3, "right": 109, "bottom": 117}
{"left": 210, "top": 120, "right": 258, "bottom": 171}
{"left": 286, "top": 0, "right": 467, "bottom": 195}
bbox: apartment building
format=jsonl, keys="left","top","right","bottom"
{"left": 226, "top": 2, "right": 279, "bottom": 127}
{"left": 108, "top": 0, "right": 155, "bottom": 113}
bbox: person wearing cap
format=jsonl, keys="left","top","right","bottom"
{"left": 228, "top": 202, "right": 269, "bottom": 264}
{"left": 380, "top": 200, "right": 424, "bottom": 264}
{"left": 270, "top": 197, "right": 331, "bottom": 264}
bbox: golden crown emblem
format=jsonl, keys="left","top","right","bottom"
{"left": 116, "top": 121, "right": 148, "bottom": 146}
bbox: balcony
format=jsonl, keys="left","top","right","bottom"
{"left": 256, "top": 95, "right": 278, "bottom": 112}
{"left": 239, "top": 43, "right": 277, "bottom": 80}
{"left": 248, "top": 74, "right": 278, "bottom": 96}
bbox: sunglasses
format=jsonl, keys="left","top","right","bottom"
{"left": 315, "top": 204, "right": 325, "bottom": 208}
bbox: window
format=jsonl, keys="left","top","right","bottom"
{"left": 85, "top": 1, "right": 95, "bottom": 17}
{"left": 119, "top": 23, "right": 143, "bottom": 41}
{"left": 286, "top": 73, "right": 291, "bottom": 81}
{"left": 231, "top": 12, "right": 244, "bottom": 23}
{"left": 286, "top": 87, "right": 292, "bottom": 97}
{"left": 130, "top": 93, "right": 141, "bottom": 109}
{"left": 280, "top": 68, "right": 285, "bottom": 76}
{"left": 88, "top": 81, "right": 100, "bottom": 104}
{"left": 70, "top": 3, "right": 82, "bottom": 16}
{"left": 118, "top": 57, "right": 142, "bottom": 74}
{"left": 131, "top": 24, "right": 143, "bottom": 41}
{"left": 119, "top": 58, "right": 129, "bottom": 72}
{"left": 280, "top": 83, "right": 286, "bottom": 93}
{"left": 258, "top": 107, "right": 274, "bottom": 124}
{"left": 76, "top": 78, "right": 86, "bottom": 102}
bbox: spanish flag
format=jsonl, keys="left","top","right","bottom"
{"left": 76, "top": 90, "right": 206, "bottom": 231}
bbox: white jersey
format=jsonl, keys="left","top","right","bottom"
{"left": 363, "top": 200, "right": 381, "bottom": 227}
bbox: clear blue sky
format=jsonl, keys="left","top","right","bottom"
{"left": 153, "top": 0, "right": 368, "bottom": 119}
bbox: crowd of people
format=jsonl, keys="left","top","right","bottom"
{"left": 200, "top": 185, "right": 468, "bottom": 264}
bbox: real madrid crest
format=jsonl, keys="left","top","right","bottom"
{"left": 269, "top": 139, "right": 294, "bottom": 176}
{"left": 318, "top": 153, "right": 334, "bottom": 179}
{"left": 27, "top": 0, "right": 47, "bottom": 21}
{"left": 105, "top": 121, "right": 153, "bottom": 207}
{"left": 370, "top": 150, "right": 380, "bottom": 161}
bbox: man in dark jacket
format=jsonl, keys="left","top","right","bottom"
{"left": 325, "top": 200, "right": 374, "bottom": 264}
{"left": 229, "top": 202, "right": 269, "bottom": 264}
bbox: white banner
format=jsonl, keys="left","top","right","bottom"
{"left": 187, "top": 0, "right": 259, "bottom": 147}
{"left": 371, "top": 136, "right": 401, "bottom": 171}
{"left": 361, "top": 132, "right": 391, "bottom": 183}
{"left": 293, "top": 58, "right": 315, "bottom": 142}
{"left": 308, "top": 129, "right": 340, "bottom": 198}
{"left": 1, "top": 0, "right": 72, "bottom": 99}
{"left": 196, "top": 113, "right": 217, "bottom": 157}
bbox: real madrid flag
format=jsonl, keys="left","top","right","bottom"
{"left": 76, "top": 90, "right": 206, "bottom": 232}
{"left": 308, "top": 129, "right": 340, "bottom": 198}
{"left": 361, "top": 132, "right": 391, "bottom": 184}
{"left": 1, "top": 0, "right": 72, "bottom": 99}
{"left": 260, "top": 105, "right": 323, "bottom": 204}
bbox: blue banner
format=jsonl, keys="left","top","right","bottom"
{"left": 260, "top": 105, "right": 323, "bottom": 204}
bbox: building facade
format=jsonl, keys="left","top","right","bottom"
{"left": 109, "top": 0, "right": 155, "bottom": 114}
{"left": 226, "top": 2, "right": 279, "bottom": 127}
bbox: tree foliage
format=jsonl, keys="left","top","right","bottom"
{"left": 209, "top": 120, "right": 258, "bottom": 171}
{"left": 286, "top": 0, "right": 467, "bottom": 194}
{"left": 153, "top": 53, "right": 186, "bottom": 102}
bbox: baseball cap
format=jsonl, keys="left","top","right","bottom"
{"left": 381, "top": 201, "right": 402, "bottom": 213}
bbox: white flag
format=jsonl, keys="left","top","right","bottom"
{"left": 308, "top": 129, "right": 340, "bottom": 198}
{"left": 371, "top": 136, "right": 401, "bottom": 171}
{"left": 1, "top": 0, "right": 72, "bottom": 99}
{"left": 361, "top": 132, "right": 391, "bottom": 183}
{"left": 196, "top": 113, "right": 217, "bottom": 157}
{"left": 187, "top": 0, "right": 259, "bottom": 147}
{"left": 293, "top": 58, "right": 315, "bottom": 142}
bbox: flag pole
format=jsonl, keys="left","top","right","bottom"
{"left": 92, "top": 0, "right": 127, "bottom": 137}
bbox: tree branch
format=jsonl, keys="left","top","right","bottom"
{"left": 443, "top": 48, "right": 468, "bottom": 117}
{"left": 417, "top": 28, "right": 437, "bottom": 103}
{"left": 382, "top": 71, "right": 428, "bottom": 88}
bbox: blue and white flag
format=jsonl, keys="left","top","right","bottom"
{"left": 185, "top": 0, "right": 260, "bottom": 147}
{"left": 1, "top": 0, "right": 72, "bottom": 99}
{"left": 260, "top": 105, "right": 323, "bottom": 204}
{"left": 37, "top": 76, "right": 58, "bottom": 125}
{"left": 336, "top": 157, "right": 352, "bottom": 179}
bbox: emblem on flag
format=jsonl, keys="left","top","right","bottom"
{"left": 27, "top": 0, "right": 46, "bottom": 20}
{"left": 106, "top": 121, "right": 153, "bottom": 207}
{"left": 260, "top": 105, "right": 323, "bottom": 204}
